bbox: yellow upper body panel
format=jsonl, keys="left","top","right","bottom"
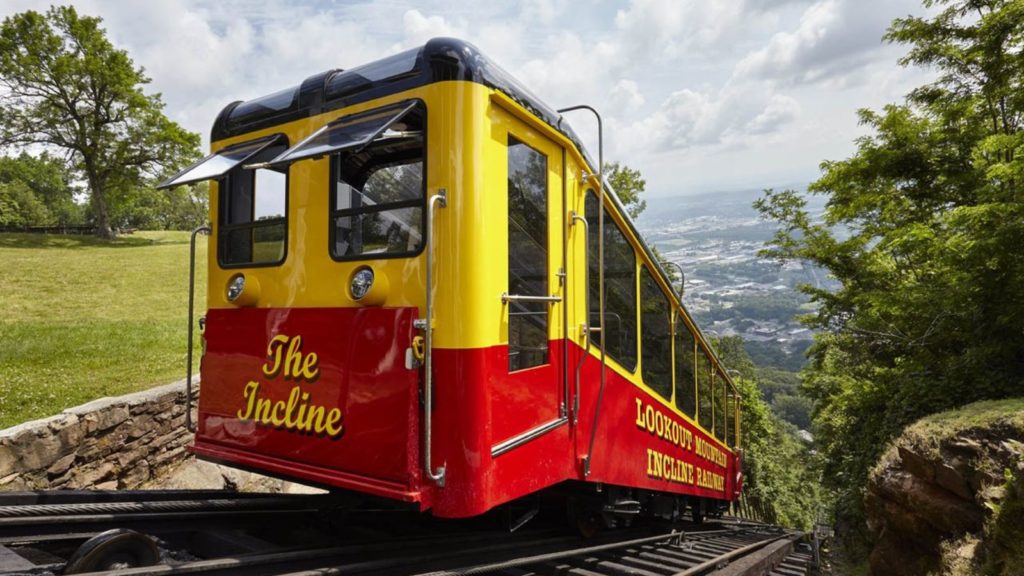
{"left": 204, "top": 79, "right": 739, "bottom": 450}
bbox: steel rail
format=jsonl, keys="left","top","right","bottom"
{"left": 408, "top": 528, "right": 787, "bottom": 576}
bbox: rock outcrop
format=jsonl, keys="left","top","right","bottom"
{"left": 865, "top": 400, "right": 1024, "bottom": 575}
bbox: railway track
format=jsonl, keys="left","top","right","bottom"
{"left": 0, "top": 491, "right": 811, "bottom": 576}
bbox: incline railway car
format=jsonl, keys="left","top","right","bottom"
{"left": 161, "top": 38, "right": 743, "bottom": 525}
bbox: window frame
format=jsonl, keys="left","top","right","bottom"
{"left": 327, "top": 100, "right": 428, "bottom": 262}
{"left": 506, "top": 135, "right": 551, "bottom": 373}
{"left": 639, "top": 264, "right": 673, "bottom": 402}
{"left": 585, "top": 190, "right": 638, "bottom": 373}
{"left": 674, "top": 311, "right": 698, "bottom": 419}
{"left": 217, "top": 137, "right": 291, "bottom": 269}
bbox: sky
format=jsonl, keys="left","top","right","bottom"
{"left": 1, "top": 0, "right": 937, "bottom": 198}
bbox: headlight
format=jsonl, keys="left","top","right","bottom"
{"left": 226, "top": 274, "right": 260, "bottom": 306}
{"left": 227, "top": 275, "right": 245, "bottom": 302}
{"left": 350, "top": 268, "right": 374, "bottom": 300}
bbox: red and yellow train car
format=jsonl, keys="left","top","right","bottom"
{"left": 161, "top": 38, "right": 743, "bottom": 524}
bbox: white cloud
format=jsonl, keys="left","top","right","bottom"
{"left": 735, "top": 0, "right": 918, "bottom": 86}
{"left": 609, "top": 79, "right": 646, "bottom": 114}
{"left": 614, "top": 0, "right": 748, "bottom": 59}
{"left": 0, "top": 0, "right": 934, "bottom": 196}
{"left": 401, "top": 10, "right": 467, "bottom": 48}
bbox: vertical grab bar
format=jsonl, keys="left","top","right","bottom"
{"left": 557, "top": 105, "right": 604, "bottom": 477}
{"left": 422, "top": 190, "right": 447, "bottom": 486}
{"left": 186, "top": 225, "right": 211, "bottom": 432}
{"left": 569, "top": 211, "right": 589, "bottom": 424}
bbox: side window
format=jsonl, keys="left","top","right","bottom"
{"left": 219, "top": 141, "right": 288, "bottom": 266}
{"left": 585, "top": 191, "right": 638, "bottom": 372}
{"left": 697, "top": 345, "right": 713, "bottom": 432}
{"left": 714, "top": 367, "right": 726, "bottom": 440}
{"left": 729, "top": 388, "right": 740, "bottom": 448}
{"left": 674, "top": 316, "right": 697, "bottom": 418}
{"left": 640, "top": 266, "right": 672, "bottom": 401}
{"left": 331, "top": 102, "right": 425, "bottom": 259}
{"left": 507, "top": 137, "right": 549, "bottom": 371}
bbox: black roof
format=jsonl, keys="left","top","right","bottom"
{"left": 211, "top": 37, "right": 587, "bottom": 162}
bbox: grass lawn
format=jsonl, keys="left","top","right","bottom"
{"left": 0, "top": 231, "right": 207, "bottom": 429}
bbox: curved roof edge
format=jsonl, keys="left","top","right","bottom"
{"left": 210, "top": 38, "right": 581, "bottom": 150}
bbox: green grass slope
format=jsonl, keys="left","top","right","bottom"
{"left": 0, "top": 232, "right": 207, "bottom": 429}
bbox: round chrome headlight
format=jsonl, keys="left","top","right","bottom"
{"left": 350, "top": 268, "right": 374, "bottom": 300}
{"left": 227, "top": 274, "right": 245, "bottom": 302}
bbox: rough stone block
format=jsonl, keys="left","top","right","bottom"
{"left": 120, "top": 460, "right": 151, "bottom": 489}
{"left": 94, "top": 480, "right": 118, "bottom": 490}
{"left": 82, "top": 404, "right": 129, "bottom": 434}
{"left": 16, "top": 431, "right": 63, "bottom": 471}
{"left": 115, "top": 447, "right": 143, "bottom": 469}
{"left": 152, "top": 446, "right": 187, "bottom": 469}
{"left": 935, "top": 463, "right": 974, "bottom": 501}
{"left": 0, "top": 444, "right": 17, "bottom": 477}
{"left": 899, "top": 447, "right": 936, "bottom": 482}
{"left": 0, "top": 473, "right": 30, "bottom": 491}
{"left": 70, "top": 462, "right": 115, "bottom": 488}
{"left": 151, "top": 431, "right": 183, "bottom": 450}
{"left": 46, "top": 454, "right": 76, "bottom": 478}
{"left": 127, "top": 415, "right": 156, "bottom": 439}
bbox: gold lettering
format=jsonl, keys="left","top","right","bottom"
{"left": 271, "top": 399, "right": 287, "bottom": 426}
{"left": 242, "top": 335, "right": 340, "bottom": 438}
{"left": 262, "top": 335, "right": 290, "bottom": 378}
{"left": 237, "top": 381, "right": 260, "bottom": 420}
{"left": 255, "top": 396, "right": 273, "bottom": 423}
{"left": 635, "top": 398, "right": 645, "bottom": 428}
{"left": 306, "top": 405, "right": 326, "bottom": 433}
{"left": 323, "top": 409, "right": 344, "bottom": 437}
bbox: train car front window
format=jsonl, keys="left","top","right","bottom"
{"left": 219, "top": 140, "right": 289, "bottom": 267}
{"left": 330, "top": 101, "right": 425, "bottom": 259}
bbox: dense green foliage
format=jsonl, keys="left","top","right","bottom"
{"left": 0, "top": 6, "right": 200, "bottom": 237}
{"left": 0, "top": 152, "right": 81, "bottom": 226}
{"left": 0, "top": 152, "right": 207, "bottom": 230}
{"left": 755, "top": 0, "right": 1024, "bottom": 525}
{"left": 605, "top": 161, "right": 647, "bottom": 219}
{"left": 713, "top": 335, "right": 822, "bottom": 529}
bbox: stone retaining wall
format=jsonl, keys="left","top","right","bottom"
{"left": 0, "top": 379, "right": 198, "bottom": 491}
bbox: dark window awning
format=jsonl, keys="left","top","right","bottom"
{"left": 262, "top": 100, "right": 420, "bottom": 168}
{"left": 157, "top": 135, "right": 283, "bottom": 189}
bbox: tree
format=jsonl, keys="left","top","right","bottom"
{"left": 0, "top": 152, "right": 81, "bottom": 226}
{"left": 714, "top": 335, "right": 822, "bottom": 529}
{"left": 754, "top": 0, "right": 1024, "bottom": 525}
{"left": 0, "top": 6, "right": 199, "bottom": 238}
{"left": 604, "top": 161, "right": 647, "bottom": 219}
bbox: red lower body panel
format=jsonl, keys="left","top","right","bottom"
{"left": 194, "top": 307, "right": 738, "bottom": 518}
{"left": 195, "top": 307, "right": 427, "bottom": 505}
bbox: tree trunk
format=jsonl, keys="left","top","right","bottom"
{"left": 88, "top": 172, "right": 115, "bottom": 239}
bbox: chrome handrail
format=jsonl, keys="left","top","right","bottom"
{"left": 501, "top": 293, "right": 562, "bottom": 303}
{"left": 570, "top": 210, "right": 589, "bottom": 424}
{"left": 422, "top": 190, "right": 447, "bottom": 487}
{"left": 185, "top": 225, "right": 211, "bottom": 432}
{"left": 558, "top": 104, "right": 604, "bottom": 477}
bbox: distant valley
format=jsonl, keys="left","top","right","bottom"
{"left": 636, "top": 187, "right": 832, "bottom": 373}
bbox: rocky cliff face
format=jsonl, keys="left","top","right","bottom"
{"left": 864, "top": 400, "right": 1024, "bottom": 576}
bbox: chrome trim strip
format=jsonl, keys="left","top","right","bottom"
{"left": 491, "top": 417, "right": 569, "bottom": 458}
